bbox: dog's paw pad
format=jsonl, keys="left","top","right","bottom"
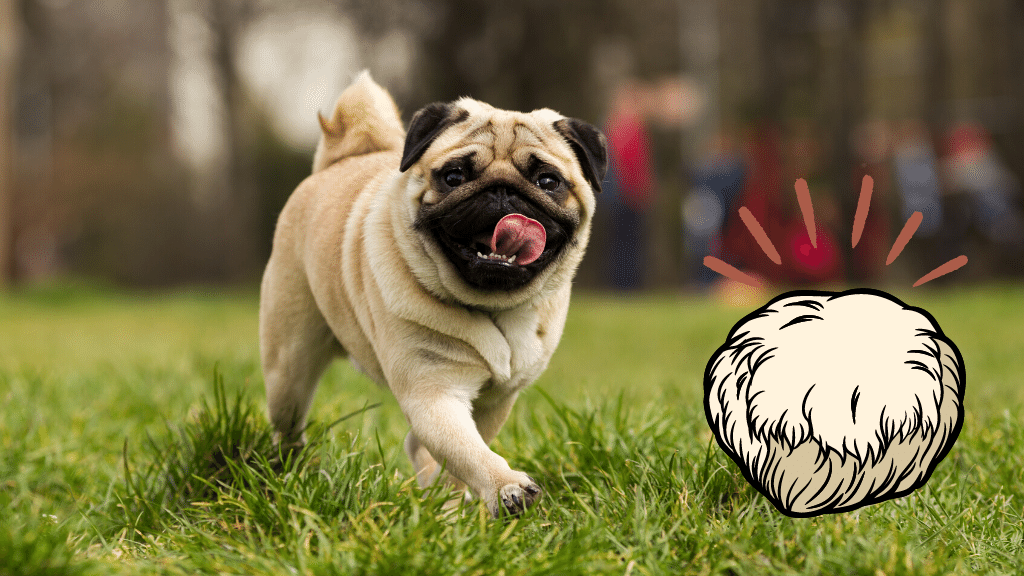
{"left": 497, "top": 479, "right": 542, "bottom": 517}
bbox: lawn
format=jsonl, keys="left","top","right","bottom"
{"left": 2, "top": 281, "right": 1024, "bottom": 575}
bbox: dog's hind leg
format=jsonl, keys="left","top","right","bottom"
{"left": 260, "top": 258, "right": 342, "bottom": 446}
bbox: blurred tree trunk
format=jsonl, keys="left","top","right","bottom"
{"left": 201, "top": 0, "right": 259, "bottom": 281}
{"left": 755, "top": 0, "right": 785, "bottom": 125}
{"left": 418, "top": 0, "right": 489, "bottom": 102}
{"left": 0, "top": 0, "right": 15, "bottom": 285}
{"left": 1003, "top": 0, "right": 1024, "bottom": 193}
{"left": 922, "top": 0, "right": 947, "bottom": 141}
{"left": 831, "top": 0, "right": 868, "bottom": 276}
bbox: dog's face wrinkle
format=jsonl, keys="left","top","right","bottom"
{"left": 428, "top": 142, "right": 571, "bottom": 208}
{"left": 431, "top": 153, "right": 478, "bottom": 191}
{"left": 405, "top": 109, "right": 596, "bottom": 293}
{"left": 421, "top": 185, "right": 571, "bottom": 243}
{"left": 522, "top": 156, "right": 571, "bottom": 206}
{"left": 416, "top": 171, "right": 577, "bottom": 232}
{"left": 414, "top": 176, "right": 575, "bottom": 291}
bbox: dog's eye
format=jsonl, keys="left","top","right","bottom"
{"left": 444, "top": 168, "right": 465, "bottom": 188}
{"left": 536, "top": 174, "right": 561, "bottom": 192}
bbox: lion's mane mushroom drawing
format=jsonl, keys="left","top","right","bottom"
{"left": 704, "top": 289, "right": 965, "bottom": 517}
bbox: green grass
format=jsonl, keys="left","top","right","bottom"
{"left": 2, "top": 282, "right": 1024, "bottom": 574}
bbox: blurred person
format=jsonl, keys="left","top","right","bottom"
{"left": 777, "top": 120, "right": 844, "bottom": 286}
{"left": 887, "top": 119, "right": 945, "bottom": 279}
{"left": 683, "top": 129, "right": 746, "bottom": 287}
{"left": 708, "top": 119, "right": 845, "bottom": 288}
{"left": 847, "top": 119, "right": 894, "bottom": 282}
{"left": 941, "top": 122, "right": 1024, "bottom": 266}
{"left": 648, "top": 76, "right": 703, "bottom": 128}
{"left": 779, "top": 217, "right": 844, "bottom": 285}
{"left": 603, "top": 80, "right": 657, "bottom": 290}
{"left": 718, "top": 122, "right": 787, "bottom": 283}
{"left": 891, "top": 120, "right": 943, "bottom": 237}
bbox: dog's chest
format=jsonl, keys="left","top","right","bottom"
{"left": 487, "top": 307, "right": 550, "bottom": 390}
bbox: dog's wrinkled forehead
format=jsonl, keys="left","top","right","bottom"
{"left": 400, "top": 98, "right": 608, "bottom": 196}
{"left": 429, "top": 100, "right": 572, "bottom": 172}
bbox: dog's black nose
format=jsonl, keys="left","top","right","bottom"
{"left": 480, "top": 186, "right": 516, "bottom": 213}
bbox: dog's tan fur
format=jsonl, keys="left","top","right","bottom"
{"left": 260, "top": 72, "right": 601, "bottom": 516}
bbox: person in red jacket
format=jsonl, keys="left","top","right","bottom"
{"left": 604, "top": 80, "right": 657, "bottom": 290}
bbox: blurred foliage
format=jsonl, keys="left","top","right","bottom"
{"left": 0, "top": 0, "right": 1021, "bottom": 287}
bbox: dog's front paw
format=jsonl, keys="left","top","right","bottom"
{"left": 492, "top": 475, "right": 542, "bottom": 518}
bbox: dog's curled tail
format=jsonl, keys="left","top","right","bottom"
{"left": 312, "top": 71, "right": 405, "bottom": 173}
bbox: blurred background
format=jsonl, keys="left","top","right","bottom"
{"left": 0, "top": 0, "right": 1021, "bottom": 291}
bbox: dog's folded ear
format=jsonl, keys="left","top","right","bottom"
{"left": 554, "top": 119, "right": 608, "bottom": 194}
{"left": 400, "top": 103, "right": 470, "bottom": 172}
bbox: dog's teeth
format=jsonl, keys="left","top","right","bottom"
{"left": 477, "top": 251, "right": 514, "bottom": 263}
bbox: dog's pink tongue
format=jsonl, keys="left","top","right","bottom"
{"left": 491, "top": 214, "right": 546, "bottom": 266}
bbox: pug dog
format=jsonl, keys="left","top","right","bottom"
{"left": 259, "top": 72, "right": 606, "bottom": 517}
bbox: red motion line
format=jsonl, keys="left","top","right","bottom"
{"left": 851, "top": 175, "right": 873, "bottom": 249}
{"left": 794, "top": 178, "right": 817, "bottom": 248}
{"left": 886, "top": 211, "right": 923, "bottom": 265}
{"left": 738, "top": 207, "right": 782, "bottom": 265}
{"left": 703, "top": 256, "right": 763, "bottom": 288}
{"left": 914, "top": 255, "right": 969, "bottom": 287}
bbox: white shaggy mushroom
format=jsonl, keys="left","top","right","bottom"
{"left": 703, "top": 289, "right": 965, "bottom": 517}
